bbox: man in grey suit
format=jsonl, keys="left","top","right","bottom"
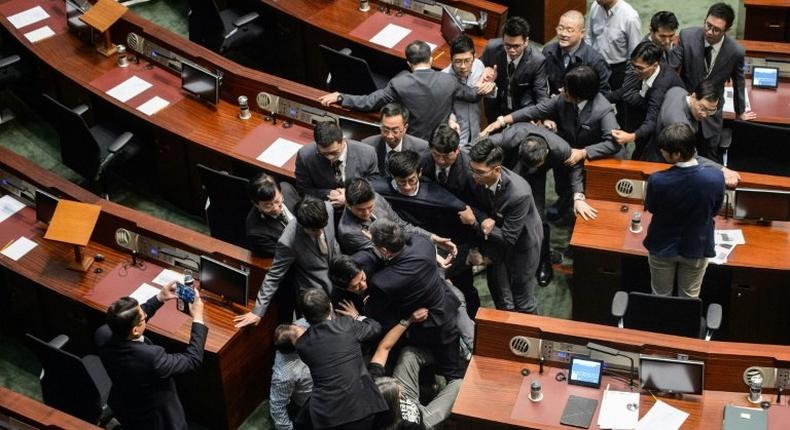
{"left": 669, "top": 2, "right": 756, "bottom": 160}
{"left": 318, "top": 40, "right": 493, "bottom": 140}
{"left": 361, "top": 103, "right": 428, "bottom": 176}
{"left": 234, "top": 196, "right": 341, "bottom": 328}
{"left": 295, "top": 121, "right": 378, "bottom": 210}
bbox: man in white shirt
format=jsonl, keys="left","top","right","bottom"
{"left": 442, "top": 34, "right": 487, "bottom": 151}
{"left": 585, "top": 0, "right": 642, "bottom": 92}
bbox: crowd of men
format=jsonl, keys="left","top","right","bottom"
{"left": 99, "top": 2, "right": 746, "bottom": 429}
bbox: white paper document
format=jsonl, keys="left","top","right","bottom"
{"left": 7, "top": 6, "right": 49, "bottom": 29}
{"left": 709, "top": 242, "right": 737, "bottom": 265}
{"left": 151, "top": 268, "right": 185, "bottom": 287}
{"left": 1, "top": 237, "right": 38, "bottom": 261}
{"left": 715, "top": 229, "right": 745, "bottom": 245}
{"left": 723, "top": 86, "right": 751, "bottom": 113}
{"left": 129, "top": 283, "right": 160, "bottom": 304}
{"left": 24, "top": 25, "right": 55, "bottom": 43}
{"left": 136, "top": 96, "right": 170, "bottom": 116}
{"left": 370, "top": 23, "right": 412, "bottom": 49}
{"left": 635, "top": 400, "right": 688, "bottom": 430}
{"left": 257, "top": 138, "right": 302, "bottom": 167}
{"left": 106, "top": 76, "right": 153, "bottom": 103}
{"left": 597, "top": 389, "right": 639, "bottom": 429}
{"left": 0, "top": 195, "right": 26, "bottom": 223}
{"left": 426, "top": 42, "right": 437, "bottom": 52}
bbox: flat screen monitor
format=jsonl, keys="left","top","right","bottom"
{"left": 733, "top": 187, "right": 790, "bottom": 222}
{"left": 338, "top": 116, "right": 380, "bottom": 141}
{"left": 35, "top": 189, "right": 58, "bottom": 224}
{"left": 752, "top": 66, "right": 779, "bottom": 89}
{"left": 639, "top": 355, "right": 704, "bottom": 395}
{"left": 181, "top": 62, "right": 222, "bottom": 105}
{"left": 199, "top": 255, "right": 248, "bottom": 306}
{"left": 568, "top": 356, "right": 603, "bottom": 388}
{"left": 440, "top": 6, "right": 464, "bottom": 44}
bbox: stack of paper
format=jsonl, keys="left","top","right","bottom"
{"left": 106, "top": 76, "right": 153, "bottom": 103}
{"left": 709, "top": 229, "right": 745, "bottom": 265}
{"left": 598, "top": 390, "right": 639, "bottom": 429}
{"left": 0, "top": 195, "right": 26, "bottom": 223}
{"left": 129, "top": 283, "right": 161, "bottom": 304}
{"left": 635, "top": 400, "right": 688, "bottom": 430}
{"left": 151, "top": 268, "right": 186, "bottom": 287}
{"left": 370, "top": 23, "right": 411, "bottom": 49}
{"left": 257, "top": 138, "right": 303, "bottom": 167}
{"left": 1, "top": 237, "right": 37, "bottom": 261}
{"left": 7, "top": 6, "right": 49, "bottom": 29}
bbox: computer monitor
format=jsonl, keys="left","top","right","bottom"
{"left": 338, "top": 116, "right": 380, "bottom": 141}
{"left": 35, "top": 189, "right": 59, "bottom": 224}
{"left": 440, "top": 6, "right": 464, "bottom": 44}
{"left": 181, "top": 62, "right": 222, "bottom": 105}
{"left": 733, "top": 187, "right": 790, "bottom": 222}
{"left": 199, "top": 255, "right": 248, "bottom": 306}
{"left": 639, "top": 355, "right": 704, "bottom": 395}
{"left": 752, "top": 66, "right": 779, "bottom": 90}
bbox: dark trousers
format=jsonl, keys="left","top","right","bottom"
{"left": 446, "top": 245, "right": 479, "bottom": 319}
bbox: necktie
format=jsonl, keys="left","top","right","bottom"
{"left": 276, "top": 212, "right": 288, "bottom": 227}
{"left": 437, "top": 168, "right": 448, "bottom": 185}
{"left": 704, "top": 45, "right": 713, "bottom": 70}
{"left": 507, "top": 61, "right": 515, "bottom": 79}
{"left": 563, "top": 54, "right": 571, "bottom": 69}
{"left": 332, "top": 160, "right": 343, "bottom": 188}
{"left": 385, "top": 150, "right": 392, "bottom": 174}
{"left": 318, "top": 233, "right": 328, "bottom": 256}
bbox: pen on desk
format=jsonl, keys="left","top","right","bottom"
{"left": 433, "top": 50, "right": 446, "bottom": 62}
{"left": 1, "top": 239, "right": 14, "bottom": 252}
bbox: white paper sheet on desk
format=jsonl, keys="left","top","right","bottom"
{"left": 598, "top": 390, "right": 639, "bottom": 429}
{"left": 370, "top": 23, "right": 412, "bottom": 49}
{"left": 106, "top": 76, "right": 153, "bottom": 103}
{"left": 129, "top": 283, "right": 160, "bottom": 304}
{"left": 7, "top": 6, "right": 49, "bottom": 29}
{"left": 426, "top": 42, "right": 437, "bottom": 52}
{"left": 1, "top": 237, "right": 37, "bottom": 261}
{"left": 151, "top": 268, "right": 185, "bottom": 287}
{"left": 723, "top": 86, "right": 751, "bottom": 113}
{"left": 0, "top": 195, "right": 26, "bottom": 223}
{"left": 24, "top": 25, "right": 54, "bottom": 43}
{"left": 634, "top": 400, "right": 688, "bottom": 430}
{"left": 709, "top": 242, "right": 737, "bottom": 265}
{"left": 136, "top": 96, "right": 170, "bottom": 116}
{"left": 257, "top": 138, "right": 302, "bottom": 167}
{"left": 715, "top": 229, "right": 745, "bottom": 245}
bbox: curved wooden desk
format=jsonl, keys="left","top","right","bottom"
{"left": 0, "top": 386, "right": 103, "bottom": 430}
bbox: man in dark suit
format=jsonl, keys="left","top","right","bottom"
{"left": 245, "top": 173, "right": 300, "bottom": 256}
{"left": 466, "top": 139, "right": 543, "bottom": 314}
{"left": 95, "top": 283, "right": 207, "bottom": 430}
{"left": 294, "top": 121, "right": 378, "bottom": 209}
{"left": 479, "top": 16, "right": 549, "bottom": 123}
{"left": 361, "top": 103, "right": 428, "bottom": 176}
{"left": 644, "top": 11, "right": 679, "bottom": 63}
{"left": 668, "top": 2, "right": 756, "bottom": 160}
{"left": 295, "top": 288, "right": 387, "bottom": 429}
{"left": 542, "top": 10, "right": 611, "bottom": 96}
{"left": 318, "top": 40, "right": 493, "bottom": 140}
{"left": 234, "top": 196, "right": 341, "bottom": 328}
{"left": 420, "top": 124, "right": 481, "bottom": 213}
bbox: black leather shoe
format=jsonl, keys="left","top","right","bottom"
{"left": 537, "top": 260, "right": 553, "bottom": 287}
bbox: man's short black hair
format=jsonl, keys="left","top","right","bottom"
{"left": 300, "top": 288, "right": 331, "bottom": 325}
{"left": 657, "top": 123, "right": 697, "bottom": 161}
{"left": 631, "top": 40, "right": 663, "bottom": 65}
{"left": 329, "top": 255, "right": 362, "bottom": 290}
{"left": 692, "top": 79, "right": 722, "bottom": 103}
{"left": 295, "top": 196, "right": 328, "bottom": 229}
{"left": 387, "top": 150, "right": 421, "bottom": 179}
{"left": 247, "top": 173, "right": 281, "bottom": 203}
{"left": 314, "top": 121, "right": 343, "bottom": 148}
{"left": 565, "top": 65, "right": 599, "bottom": 101}
{"left": 450, "top": 34, "right": 475, "bottom": 56}
{"left": 273, "top": 323, "right": 300, "bottom": 354}
{"left": 707, "top": 2, "right": 735, "bottom": 30}
{"left": 107, "top": 297, "right": 142, "bottom": 339}
{"left": 370, "top": 219, "right": 405, "bottom": 253}
{"left": 405, "top": 41, "right": 431, "bottom": 65}
{"left": 650, "top": 11, "right": 679, "bottom": 32}
{"left": 469, "top": 138, "right": 503, "bottom": 167}
{"left": 519, "top": 136, "right": 550, "bottom": 168}
{"left": 430, "top": 124, "right": 460, "bottom": 153}
{"left": 345, "top": 178, "right": 375, "bottom": 206}
{"left": 503, "top": 16, "right": 530, "bottom": 40}
{"left": 380, "top": 103, "right": 409, "bottom": 124}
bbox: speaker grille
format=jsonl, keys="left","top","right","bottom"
{"left": 509, "top": 336, "right": 531, "bottom": 357}
{"left": 615, "top": 179, "right": 635, "bottom": 197}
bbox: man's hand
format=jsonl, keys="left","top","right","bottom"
{"left": 574, "top": 200, "right": 598, "bottom": 220}
{"left": 611, "top": 129, "right": 635, "bottom": 145}
{"left": 481, "top": 218, "right": 495, "bottom": 237}
{"left": 565, "top": 148, "right": 587, "bottom": 166}
{"left": 233, "top": 312, "right": 261, "bottom": 328}
{"left": 481, "top": 121, "right": 502, "bottom": 137}
{"left": 542, "top": 119, "right": 557, "bottom": 132}
{"left": 360, "top": 228, "right": 372, "bottom": 241}
{"left": 466, "top": 247, "right": 485, "bottom": 266}
{"left": 189, "top": 289, "right": 205, "bottom": 322}
{"left": 458, "top": 206, "right": 476, "bottom": 225}
{"left": 410, "top": 308, "right": 429, "bottom": 323}
{"left": 327, "top": 188, "right": 346, "bottom": 207}
{"left": 482, "top": 65, "right": 497, "bottom": 82}
{"left": 318, "top": 92, "right": 341, "bottom": 106}
{"left": 432, "top": 235, "right": 458, "bottom": 256}
{"left": 336, "top": 299, "right": 360, "bottom": 318}
{"left": 436, "top": 253, "right": 454, "bottom": 269}
{"left": 448, "top": 117, "right": 461, "bottom": 134}
{"left": 475, "top": 80, "right": 496, "bottom": 95}
{"left": 157, "top": 281, "right": 178, "bottom": 302}
{"left": 738, "top": 111, "right": 757, "bottom": 121}
{"left": 721, "top": 167, "right": 741, "bottom": 188}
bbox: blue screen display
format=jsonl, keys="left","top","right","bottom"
{"left": 570, "top": 358, "right": 602, "bottom": 384}
{"left": 753, "top": 68, "right": 778, "bottom": 88}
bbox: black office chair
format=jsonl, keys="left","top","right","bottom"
{"left": 0, "top": 54, "right": 22, "bottom": 125}
{"left": 319, "top": 45, "right": 389, "bottom": 95}
{"left": 25, "top": 333, "right": 112, "bottom": 425}
{"left": 196, "top": 164, "right": 252, "bottom": 248}
{"left": 611, "top": 291, "right": 723, "bottom": 340}
{"left": 725, "top": 120, "right": 790, "bottom": 176}
{"left": 187, "top": 0, "right": 263, "bottom": 54}
{"left": 41, "top": 93, "right": 143, "bottom": 197}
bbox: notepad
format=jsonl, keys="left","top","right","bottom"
{"left": 1, "top": 237, "right": 37, "bottom": 261}
{"left": 257, "top": 138, "right": 302, "bottom": 167}
{"left": 560, "top": 395, "right": 598, "bottom": 429}
{"left": 24, "top": 25, "right": 55, "bottom": 43}
{"left": 129, "top": 283, "right": 160, "bottom": 304}
{"left": 106, "top": 76, "right": 153, "bottom": 103}
{"left": 370, "top": 23, "right": 411, "bottom": 49}
{"left": 151, "top": 268, "right": 185, "bottom": 287}
{"left": 0, "top": 195, "right": 26, "bottom": 223}
{"left": 722, "top": 405, "right": 767, "bottom": 430}
{"left": 635, "top": 400, "right": 688, "bottom": 430}
{"left": 7, "top": 6, "right": 49, "bottom": 29}
{"left": 597, "top": 390, "right": 639, "bottom": 429}
{"left": 136, "top": 96, "right": 170, "bottom": 116}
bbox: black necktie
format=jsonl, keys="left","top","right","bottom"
{"left": 331, "top": 160, "right": 343, "bottom": 188}
{"left": 437, "top": 168, "right": 448, "bottom": 185}
{"left": 276, "top": 212, "right": 288, "bottom": 227}
{"left": 507, "top": 61, "right": 515, "bottom": 79}
{"left": 704, "top": 45, "right": 713, "bottom": 70}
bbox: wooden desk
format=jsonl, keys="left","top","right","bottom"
{"left": 724, "top": 80, "right": 790, "bottom": 125}
{"left": 0, "top": 386, "right": 102, "bottom": 430}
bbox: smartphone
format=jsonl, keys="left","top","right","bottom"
{"left": 176, "top": 281, "right": 195, "bottom": 315}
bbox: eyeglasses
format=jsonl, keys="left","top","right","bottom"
{"left": 395, "top": 176, "right": 419, "bottom": 187}
{"left": 704, "top": 21, "right": 725, "bottom": 35}
{"left": 452, "top": 57, "right": 474, "bottom": 66}
{"left": 696, "top": 103, "right": 718, "bottom": 115}
{"left": 471, "top": 167, "right": 496, "bottom": 177}
{"left": 556, "top": 25, "right": 579, "bottom": 35}
{"left": 504, "top": 42, "right": 526, "bottom": 51}
{"left": 316, "top": 144, "right": 343, "bottom": 160}
{"left": 380, "top": 126, "right": 404, "bottom": 136}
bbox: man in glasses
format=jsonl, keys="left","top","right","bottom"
{"left": 442, "top": 34, "right": 488, "bottom": 151}
{"left": 669, "top": 2, "right": 756, "bottom": 161}
{"left": 245, "top": 173, "right": 300, "bottom": 257}
{"left": 362, "top": 103, "right": 428, "bottom": 176}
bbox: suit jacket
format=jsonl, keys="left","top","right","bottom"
{"left": 95, "top": 297, "right": 208, "bottom": 430}
{"left": 480, "top": 40, "right": 550, "bottom": 121}
{"left": 419, "top": 150, "right": 481, "bottom": 210}
{"left": 542, "top": 40, "right": 611, "bottom": 96}
{"left": 245, "top": 181, "right": 299, "bottom": 257}
{"left": 442, "top": 58, "right": 486, "bottom": 149}
{"left": 251, "top": 202, "right": 341, "bottom": 317}
{"left": 296, "top": 316, "right": 387, "bottom": 429}
{"left": 511, "top": 93, "right": 625, "bottom": 159}
{"left": 294, "top": 140, "right": 378, "bottom": 199}
{"left": 362, "top": 134, "right": 429, "bottom": 176}
{"left": 337, "top": 192, "right": 429, "bottom": 254}
{"left": 342, "top": 68, "right": 480, "bottom": 140}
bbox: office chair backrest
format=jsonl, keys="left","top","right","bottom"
{"left": 41, "top": 93, "right": 101, "bottom": 181}
{"left": 196, "top": 164, "right": 252, "bottom": 249}
{"left": 25, "top": 333, "right": 104, "bottom": 423}
{"left": 319, "top": 45, "right": 379, "bottom": 95}
{"left": 728, "top": 120, "right": 790, "bottom": 176}
{"left": 623, "top": 292, "right": 703, "bottom": 338}
{"left": 187, "top": 0, "right": 224, "bottom": 49}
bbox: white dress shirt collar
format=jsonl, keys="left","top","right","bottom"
{"left": 675, "top": 158, "right": 699, "bottom": 168}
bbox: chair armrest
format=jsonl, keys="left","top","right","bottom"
{"left": 339, "top": 48, "right": 352, "bottom": 56}
{"left": 233, "top": 12, "right": 259, "bottom": 28}
{"left": 108, "top": 132, "right": 133, "bottom": 153}
{"left": 0, "top": 54, "right": 20, "bottom": 69}
{"left": 71, "top": 104, "right": 89, "bottom": 116}
{"left": 706, "top": 303, "right": 723, "bottom": 331}
{"left": 611, "top": 291, "right": 628, "bottom": 318}
{"left": 48, "top": 334, "right": 69, "bottom": 350}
